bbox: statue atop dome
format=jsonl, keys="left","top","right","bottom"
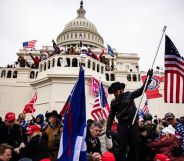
{"left": 77, "top": 0, "right": 86, "bottom": 18}
{"left": 80, "top": 0, "right": 83, "bottom": 7}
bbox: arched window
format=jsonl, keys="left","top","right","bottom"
{"left": 13, "top": 71, "right": 18, "bottom": 78}
{"left": 52, "top": 59, "right": 55, "bottom": 67}
{"left": 44, "top": 63, "right": 46, "bottom": 71}
{"left": 138, "top": 74, "right": 141, "bottom": 82}
{"left": 110, "top": 74, "right": 115, "bottom": 81}
{"left": 97, "top": 64, "right": 100, "bottom": 72}
{"left": 1, "top": 70, "right": 6, "bottom": 78}
{"left": 40, "top": 64, "right": 43, "bottom": 72}
{"left": 72, "top": 58, "right": 78, "bottom": 67}
{"left": 30, "top": 71, "right": 35, "bottom": 79}
{"left": 127, "top": 74, "right": 131, "bottom": 81}
{"left": 133, "top": 74, "right": 137, "bottom": 81}
{"left": 101, "top": 66, "right": 104, "bottom": 74}
{"left": 35, "top": 71, "right": 38, "bottom": 78}
{"left": 7, "top": 70, "right": 12, "bottom": 78}
{"left": 92, "top": 62, "right": 95, "bottom": 70}
{"left": 105, "top": 73, "right": 109, "bottom": 81}
{"left": 87, "top": 60, "right": 91, "bottom": 69}
{"left": 57, "top": 58, "right": 63, "bottom": 67}
{"left": 66, "top": 58, "right": 70, "bottom": 67}
{"left": 48, "top": 61, "right": 51, "bottom": 69}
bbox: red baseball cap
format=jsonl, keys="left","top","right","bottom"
{"left": 5, "top": 112, "right": 15, "bottom": 122}
{"left": 26, "top": 125, "right": 41, "bottom": 135}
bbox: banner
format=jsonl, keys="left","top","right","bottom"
{"left": 141, "top": 75, "right": 164, "bottom": 99}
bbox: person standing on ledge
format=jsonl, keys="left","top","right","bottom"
{"left": 106, "top": 70, "right": 153, "bottom": 161}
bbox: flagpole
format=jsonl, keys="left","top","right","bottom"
{"left": 132, "top": 26, "right": 167, "bottom": 125}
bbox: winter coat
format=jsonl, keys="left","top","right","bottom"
{"left": 86, "top": 128, "right": 101, "bottom": 154}
{"left": 148, "top": 134, "right": 184, "bottom": 161}
{"left": 19, "top": 132, "right": 49, "bottom": 161}
{"left": 99, "top": 126, "right": 112, "bottom": 154}
{"left": 0, "top": 122, "right": 23, "bottom": 148}
{"left": 44, "top": 123, "right": 62, "bottom": 161}
{"left": 107, "top": 82, "right": 150, "bottom": 131}
{"left": 36, "top": 114, "right": 45, "bottom": 129}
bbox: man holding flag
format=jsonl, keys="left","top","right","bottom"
{"left": 106, "top": 70, "right": 153, "bottom": 161}
{"left": 57, "top": 68, "right": 86, "bottom": 161}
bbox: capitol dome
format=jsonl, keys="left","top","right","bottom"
{"left": 57, "top": 1, "right": 104, "bottom": 48}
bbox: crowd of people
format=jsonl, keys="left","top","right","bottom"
{"left": 0, "top": 109, "right": 184, "bottom": 161}
{"left": 0, "top": 70, "right": 184, "bottom": 161}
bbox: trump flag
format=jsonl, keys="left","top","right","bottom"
{"left": 141, "top": 75, "right": 164, "bottom": 99}
{"left": 57, "top": 68, "right": 86, "bottom": 161}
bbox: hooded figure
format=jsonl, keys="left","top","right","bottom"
{"left": 36, "top": 114, "right": 45, "bottom": 130}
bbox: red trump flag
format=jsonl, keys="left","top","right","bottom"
{"left": 141, "top": 75, "right": 164, "bottom": 99}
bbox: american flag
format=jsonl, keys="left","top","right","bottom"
{"left": 142, "top": 100, "right": 149, "bottom": 114}
{"left": 164, "top": 35, "right": 184, "bottom": 103}
{"left": 138, "top": 100, "right": 149, "bottom": 118}
{"left": 91, "top": 82, "right": 110, "bottom": 121}
{"left": 23, "top": 40, "right": 37, "bottom": 49}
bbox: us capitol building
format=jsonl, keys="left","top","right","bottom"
{"left": 0, "top": 1, "right": 182, "bottom": 119}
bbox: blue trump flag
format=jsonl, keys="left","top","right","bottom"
{"left": 57, "top": 68, "right": 86, "bottom": 161}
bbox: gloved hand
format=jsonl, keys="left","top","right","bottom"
{"left": 106, "top": 130, "right": 111, "bottom": 139}
{"left": 147, "top": 69, "right": 153, "bottom": 79}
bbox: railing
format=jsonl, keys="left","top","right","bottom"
{"left": 39, "top": 54, "right": 106, "bottom": 75}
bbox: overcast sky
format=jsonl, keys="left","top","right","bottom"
{"left": 0, "top": 0, "right": 184, "bottom": 70}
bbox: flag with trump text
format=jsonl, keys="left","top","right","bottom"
{"left": 164, "top": 35, "right": 184, "bottom": 103}
{"left": 91, "top": 82, "right": 110, "bottom": 121}
{"left": 23, "top": 91, "right": 37, "bottom": 114}
{"left": 57, "top": 68, "right": 86, "bottom": 161}
{"left": 91, "top": 77, "right": 100, "bottom": 95}
{"left": 91, "top": 77, "right": 109, "bottom": 97}
{"left": 23, "top": 40, "right": 37, "bottom": 49}
{"left": 141, "top": 75, "right": 164, "bottom": 99}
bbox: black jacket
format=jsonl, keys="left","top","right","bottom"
{"left": 107, "top": 83, "right": 149, "bottom": 130}
{"left": 19, "top": 132, "right": 49, "bottom": 161}
{"left": 86, "top": 128, "right": 101, "bottom": 154}
{"left": 0, "top": 122, "right": 23, "bottom": 148}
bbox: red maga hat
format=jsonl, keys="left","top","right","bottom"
{"left": 5, "top": 112, "right": 15, "bottom": 122}
{"left": 26, "top": 125, "right": 41, "bottom": 135}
